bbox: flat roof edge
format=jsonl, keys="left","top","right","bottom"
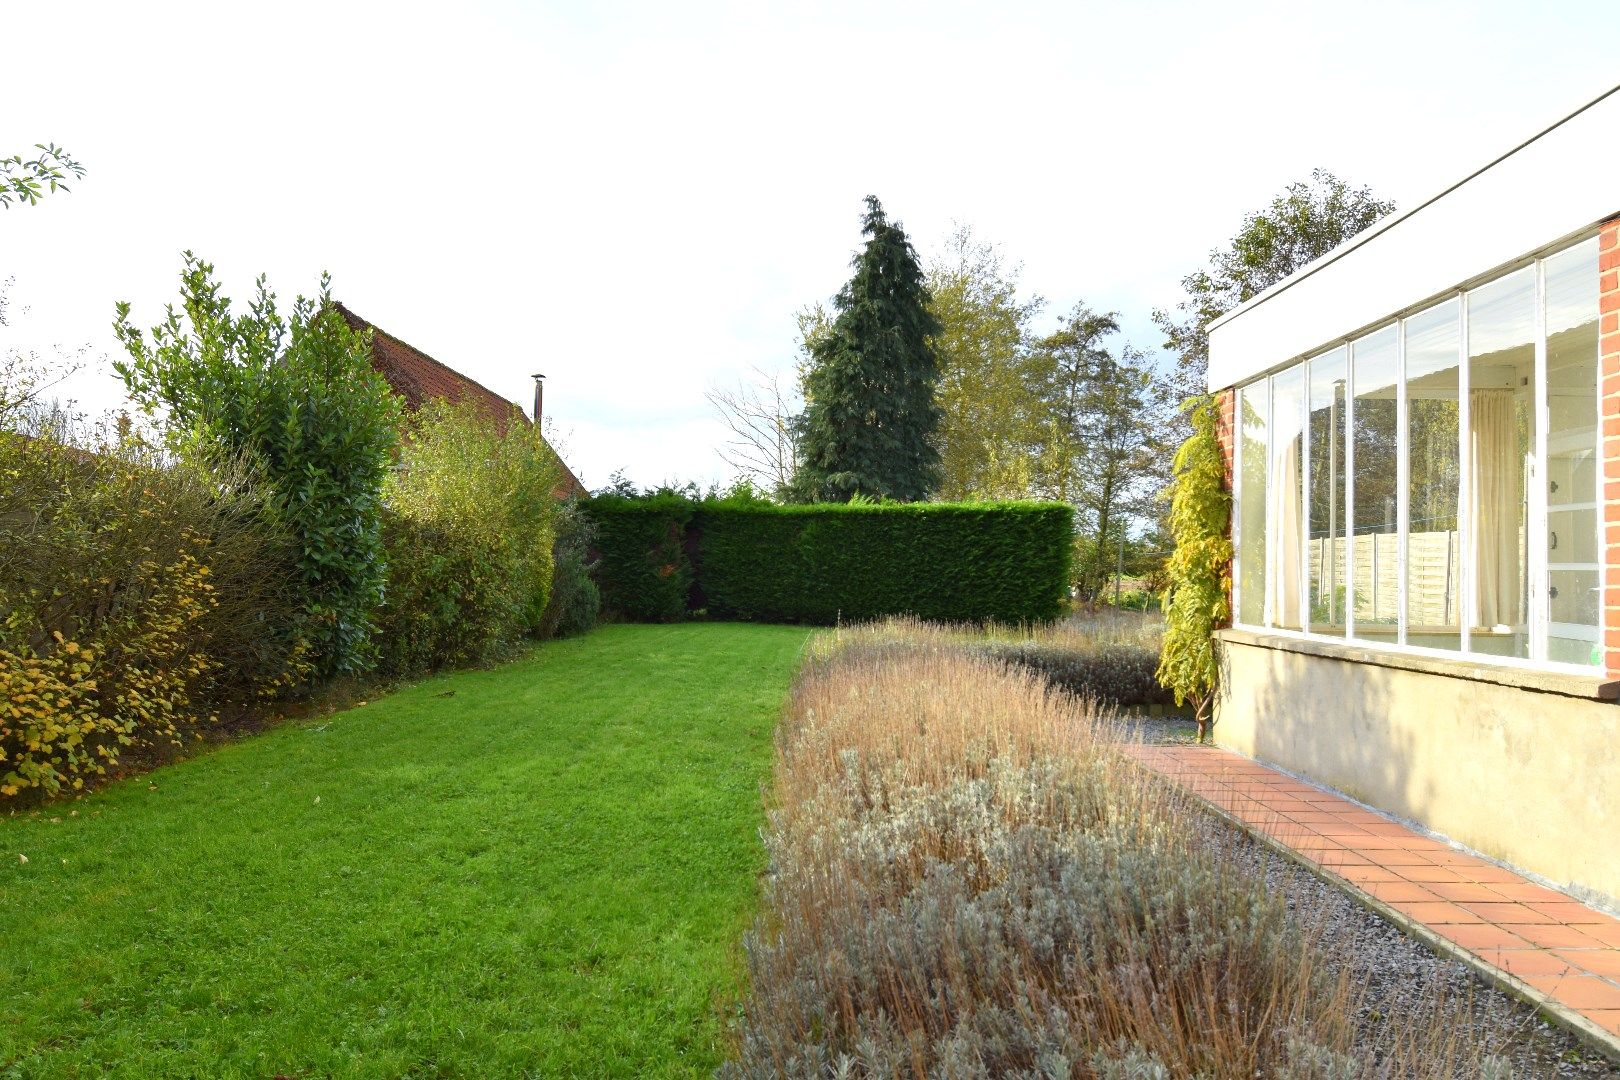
{"left": 1206, "top": 81, "right": 1620, "bottom": 337}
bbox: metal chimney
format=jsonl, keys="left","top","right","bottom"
{"left": 531, "top": 373, "right": 545, "bottom": 425}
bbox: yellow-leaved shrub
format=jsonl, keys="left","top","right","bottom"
{"left": 0, "top": 542, "right": 220, "bottom": 796}
{"left": 1, "top": 418, "right": 311, "bottom": 800}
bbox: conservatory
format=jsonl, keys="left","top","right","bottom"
{"left": 1232, "top": 238, "right": 1602, "bottom": 669}
{"left": 1205, "top": 83, "right": 1620, "bottom": 909}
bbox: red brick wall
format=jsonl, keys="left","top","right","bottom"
{"left": 1601, "top": 221, "right": 1620, "bottom": 678}
{"left": 1214, "top": 388, "right": 1235, "bottom": 490}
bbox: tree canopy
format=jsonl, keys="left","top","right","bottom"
{"left": 1154, "top": 168, "right": 1395, "bottom": 397}
{"left": 927, "top": 226, "right": 1046, "bottom": 500}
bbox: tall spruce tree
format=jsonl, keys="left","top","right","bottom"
{"left": 793, "top": 196, "right": 943, "bottom": 502}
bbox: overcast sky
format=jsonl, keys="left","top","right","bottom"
{"left": 5, "top": 1, "right": 1616, "bottom": 490}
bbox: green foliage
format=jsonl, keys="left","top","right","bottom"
{"left": 927, "top": 225, "right": 1047, "bottom": 500}
{"left": 538, "top": 498, "right": 601, "bottom": 639}
{"left": 1156, "top": 396, "right": 1233, "bottom": 738}
{"left": 586, "top": 497, "right": 1071, "bottom": 624}
{"left": 1154, "top": 169, "right": 1395, "bottom": 397}
{"left": 586, "top": 493, "right": 694, "bottom": 621}
{"left": 385, "top": 400, "right": 561, "bottom": 634}
{"left": 1, "top": 143, "right": 85, "bottom": 209}
{"left": 113, "top": 253, "right": 401, "bottom": 678}
{"left": 0, "top": 420, "right": 309, "bottom": 798}
{"left": 372, "top": 511, "right": 521, "bottom": 677}
{"left": 1031, "top": 305, "right": 1172, "bottom": 601}
{"left": 794, "top": 196, "right": 944, "bottom": 502}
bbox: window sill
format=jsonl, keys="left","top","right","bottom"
{"left": 1216, "top": 627, "right": 1620, "bottom": 701}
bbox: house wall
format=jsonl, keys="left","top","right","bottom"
{"left": 1215, "top": 631, "right": 1620, "bottom": 910}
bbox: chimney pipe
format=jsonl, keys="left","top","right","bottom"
{"left": 531, "top": 373, "right": 545, "bottom": 426}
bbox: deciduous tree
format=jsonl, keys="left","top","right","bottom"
{"left": 1031, "top": 305, "right": 1172, "bottom": 601}
{"left": 1154, "top": 169, "right": 1395, "bottom": 399}
{"left": 926, "top": 225, "right": 1046, "bottom": 500}
{"left": 113, "top": 255, "right": 401, "bottom": 677}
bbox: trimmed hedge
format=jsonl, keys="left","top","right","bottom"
{"left": 586, "top": 497, "right": 1072, "bottom": 625}
{"left": 588, "top": 494, "right": 694, "bottom": 622}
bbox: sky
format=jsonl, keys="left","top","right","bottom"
{"left": 4, "top": 0, "right": 1617, "bottom": 491}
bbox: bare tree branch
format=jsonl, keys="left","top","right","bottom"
{"left": 706, "top": 364, "right": 800, "bottom": 497}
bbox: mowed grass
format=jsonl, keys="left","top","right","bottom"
{"left": 0, "top": 622, "right": 813, "bottom": 1079}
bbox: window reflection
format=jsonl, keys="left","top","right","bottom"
{"left": 1404, "top": 301, "right": 1462, "bottom": 649}
{"left": 1351, "top": 327, "right": 1399, "bottom": 635}
{"left": 1307, "top": 349, "right": 1347, "bottom": 632}
{"left": 1269, "top": 368, "right": 1306, "bottom": 631}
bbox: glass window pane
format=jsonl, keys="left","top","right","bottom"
{"left": 1351, "top": 326, "right": 1399, "bottom": 639}
{"left": 1403, "top": 301, "right": 1462, "bottom": 650}
{"left": 1237, "top": 381, "right": 1269, "bottom": 626}
{"left": 1307, "top": 349, "right": 1347, "bottom": 634}
{"left": 1543, "top": 239, "right": 1600, "bottom": 666}
{"left": 1467, "top": 267, "right": 1535, "bottom": 660}
{"left": 1270, "top": 367, "right": 1306, "bottom": 630}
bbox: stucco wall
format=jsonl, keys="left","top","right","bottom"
{"left": 1215, "top": 632, "right": 1620, "bottom": 910}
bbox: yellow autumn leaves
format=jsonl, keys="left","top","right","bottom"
{"left": 1, "top": 543, "right": 220, "bottom": 798}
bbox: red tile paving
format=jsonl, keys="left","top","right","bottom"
{"left": 1128, "top": 743, "right": 1620, "bottom": 1056}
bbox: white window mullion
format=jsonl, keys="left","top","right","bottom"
{"left": 1458, "top": 297, "right": 1473, "bottom": 655}
{"left": 1301, "top": 357, "right": 1312, "bottom": 632}
{"left": 1263, "top": 376, "right": 1275, "bottom": 629}
{"left": 1345, "top": 350, "right": 1357, "bottom": 642}
{"left": 1396, "top": 320, "right": 1410, "bottom": 647}
{"left": 1531, "top": 259, "right": 1550, "bottom": 662}
{"left": 1232, "top": 388, "right": 1243, "bottom": 625}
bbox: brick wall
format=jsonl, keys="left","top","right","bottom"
{"left": 1600, "top": 220, "right": 1620, "bottom": 678}
{"left": 1215, "top": 387, "right": 1235, "bottom": 489}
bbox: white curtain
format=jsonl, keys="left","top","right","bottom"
{"left": 1470, "top": 389, "right": 1522, "bottom": 628}
{"left": 1268, "top": 434, "right": 1304, "bottom": 628}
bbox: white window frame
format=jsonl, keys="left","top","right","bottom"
{"left": 1229, "top": 231, "right": 1604, "bottom": 676}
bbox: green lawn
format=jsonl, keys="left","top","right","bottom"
{"left": 1, "top": 622, "right": 812, "bottom": 1079}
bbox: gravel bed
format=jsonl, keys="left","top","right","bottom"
{"left": 1210, "top": 821, "right": 1619, "bottom": 1076}
{"left": 1130, "top": 722, "right": 1619, "bottom": 1075}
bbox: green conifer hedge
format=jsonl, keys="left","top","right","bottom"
{"left": 586, "top": 497, "right": 1071, "bottom": 625}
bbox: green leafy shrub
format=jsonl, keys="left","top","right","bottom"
{"left": 585, "top": 493, "right": 693, "bottom": 622}
{"left": 372, "top": 511, "right": 519, "bottom": 677}
{"left": 0, "top": 420, "right": 308, "bottom": 798}
{"left": 537, "top": 498, "right": 600, "bottom": 638}
{"left": 385, "top": 401, "right": 562, "bottom": 636}
{"left": 1156, "top": 395, "right": 1232, "bottom": 739}
{"left": 113, "top": 254, "right": 401, "bottom": 678}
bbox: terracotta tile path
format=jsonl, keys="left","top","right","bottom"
{"left": 1127, "top": 743, "right": 1620, "bottom": 1052}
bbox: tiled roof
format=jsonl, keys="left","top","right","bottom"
{"left": 334, "top": 302, "right": 586, "bottom": 497}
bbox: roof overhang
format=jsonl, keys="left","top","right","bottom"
{"left": 1208, "top": 83, "right": 1620, "bottom": 392}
